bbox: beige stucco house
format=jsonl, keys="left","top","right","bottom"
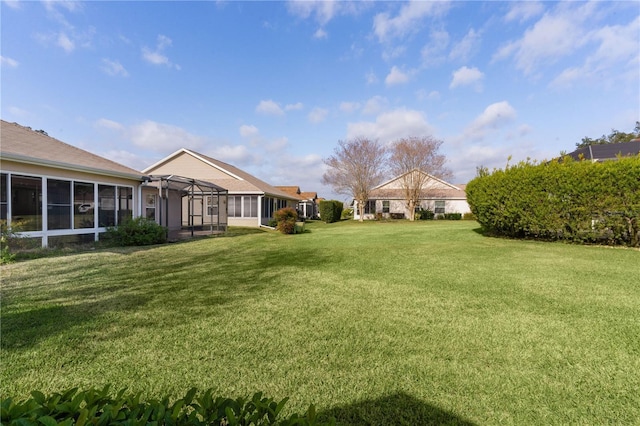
{"left": 274, "top": 186, "right": 320, "bottom": 219}
{"left": 0, "top": 120, "right": 226, "bottom": 247}
{"left": 354, "top": 169, "right": 471, "bottom": 220}
{"left": 0, "top": 120, "right": 148, "bottom": 247}
{"left": 143, "top": 148, "right": 298, "bottom": 227}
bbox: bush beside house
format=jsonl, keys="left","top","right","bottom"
{"left": 274, "top": 207, "right": 298, "bottom": 234}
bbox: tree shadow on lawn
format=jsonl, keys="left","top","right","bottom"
{"left": 0, "top": 295, "right": 147, "bottom": 351}
{"left": 319, "top": 391, "right": 477, "bottom": 426}
{"left": 2, "top": 246, "right": 333, "bottom": 351}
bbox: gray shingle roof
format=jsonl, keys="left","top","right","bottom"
{"left": 1, "top": 120, "right": 144, "bottom": 179}
{"left": 565, "top": 141, "right": 640, "bottom": 161}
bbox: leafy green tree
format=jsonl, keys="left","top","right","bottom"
{"left": 576, "top": 122, "right": 640, "bottom": 148}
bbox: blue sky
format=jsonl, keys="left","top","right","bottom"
{"left": 2, "top": 1, "right": 639, "bottom": 200}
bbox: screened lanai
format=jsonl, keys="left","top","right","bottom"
{"left": 143, "top": 175, "right": 228, "bottom": 239}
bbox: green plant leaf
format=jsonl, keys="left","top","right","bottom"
{"left": 37, "top": 415, "right": 57, "bottom": 426}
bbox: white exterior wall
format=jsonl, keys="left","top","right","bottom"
{"left": 1, "top": 159, "right": 142, "bottom": 247}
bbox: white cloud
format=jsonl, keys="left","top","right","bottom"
{"left": 101, "top": 58, "right": 128, "bottom": 77}
{"left": 142, "top": 34, "right": 179, "bottom": 69}
{"left": 239, "top": 124, "right": 259, "bottom": 138}
{"left": 314, "top": 28, "right": 328, "bottom": 39}
{"left": 347, "top": 108, "right": 435, "bottom": 143}
{"left": 552, "top": 15, "right": 640, "bottom": 88}
{"left": 285, "top": 102, "right": 304, "bottom": 111}
{"left": 340, "top": 101, "right": 361, "bottom": 114}
{"left": 308, "top": 107, "right": 329, "bottom": 124}
{"left": 365, "top": 70, "right": 378, "bottom": 85}
{"left": 421, "top": 28, "right": 449, "bottom": 67}
{"left": 362, "top": 96, "right": 388, "bottom": 115}
{"left": 504, "top": 2, "right": 545, "bottom": 23}
{"left": 450, "top": 66, "right": 484, "bottom": 90}
{"left": 207, "top": 144, "right": 259, "bottom": 166}
{"left": 102, "top": 150, "right": 146, "bottom": 171}
{"left": 142, "top": 49, "right": 169, "bottom": 66}
{"left": 287, "top": 0, "right": 338, "bottom": 26}
{"left": 57, "top": 32, "right": 74, "bottom": 52}
{"left": 8, "top": 106, "right": 28, "bottom": 118}
{"left": 0, "top": 56, "right": 19, "bottom": 67}
{"left": 463, "top": 101, "right": 517, "bottom": 140}
{"left": 385, "top": 66, "right": 410, "bottom": 86}
{"left": 416, "top": 90, "right": 440, "bottom": 101}
{"left": 286, "top": 0, "right": 369, "bottom": 27}
{"left": 449, "top": 28, "right": 481, "bottom": 62}
{"left": 493, "top": 3, "right": 596, "bottom": 75}
{"left": 265, "top": 137, "right": 289, "bottom": 153}
{"left": 129, "top": 120, "right": 205, "bottom": 152}
{"left": 373, "top": 1, "right": 450, "bottom": 43}
{"left": 4, "top": 1, "right": 21, "bottom": 9}
{"left": 95, "top": 118, "right": 125, "bottom": 131}
{"left": 256, "top": 100, "right": 285, "bottom": 116}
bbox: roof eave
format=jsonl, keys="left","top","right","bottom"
{"left": 1, "top": 152, "right": 145, "bottom": 181}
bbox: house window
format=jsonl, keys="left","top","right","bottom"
{"left": 145, "top": 194, "right": 156, "bottom": 220}
{"left": 382, "top": 200, "right": 390, "bottom": 213}
{"left": 228, "top": 196, "right": 242, "bottom": 217}
{"left": 364, "top": 200, "right": 376, "bottom": 214}
{"left": 117, "top": 186, "right": 133, "bottom": 224}
{"left": 435, "top": 200, "right": 445, "bottom": 214}
{"left": 243, "top": 196, "right": 258, "bottom": 218}
{"left": 1, "top": 173, "right": 7, "bottom": 220}
{"left": 47, "top": 179, "right": 72, "bottom": 230}
{"left": 98, "top": 185, "right": 116, "bottom": 227}
{"left": 11, "top": 175, "right": 42, "bottom": 231}
{"left": 206, "top": 196, "right": 218, "bottom": 216}
{"left": 74, "top": 182, "right": 94, "bottom": 228}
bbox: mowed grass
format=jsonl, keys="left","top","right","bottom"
{"left": 1, "top": 221, "right": 639, "bottom": 425}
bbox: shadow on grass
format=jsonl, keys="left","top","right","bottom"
{"left": 319, "top": 392, "right": 477, "bottom": 426}
{"left": 0, "top": 294, "right": 148, "bottom": 351}
{"left": 2, "top": 244, "right": 333, "bottom": 351}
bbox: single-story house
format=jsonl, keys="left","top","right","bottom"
{"left": 0, "top": 120, "right": 226, "bottom": 247}
{"left": 354, "top": 169, "right": 471, "bottom": 220}
{"left": 274, "top": 186, "right": 320, "bottom": 219}
{"left": 143, "top": 148, "right": 298, "bottom": 227}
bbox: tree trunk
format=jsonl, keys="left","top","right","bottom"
{"left": 408, "top": 199, "right": 416, "bottom": 221}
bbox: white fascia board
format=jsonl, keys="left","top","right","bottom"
{"left": 1, "top": 153, "right": 144, "bottom": 181}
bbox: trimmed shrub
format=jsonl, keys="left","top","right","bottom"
{"left": 416, "top": 209, "right": 435, "bottom": 220}
{"left": 1, "top": 386, "right": 334, "bottom": 425}
{"left": 466, "top": 156, "right": 640, "bottom": 246}
{"left": 274, "top": 207, "right": 298, "bottom": 234}
{"left": 341, "top": 208, "right": 354, "bottom": 220}
{"left": 104, "top": 217, "right": 167, "bottom": 246}
{"left": 319, "top": 200, "right": 343, "bottom": 223}
{"left": 462, "top": 212, "right": 477, "bottom": 221}
{"left": 444, "top": 213, "right": 462, "bottom": 220}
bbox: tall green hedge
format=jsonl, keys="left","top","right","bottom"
{"left": 318, "top": 201, "right": 343, "bottom": 223}
{"left": 465, "top": 156, "right": 640, "bottom": 247}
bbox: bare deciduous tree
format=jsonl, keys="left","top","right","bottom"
{"left": 389, "top": 136, "right": 451, "bottom": 221}
{"left": 322, "top": 137, "right": 388, "bottom": 221}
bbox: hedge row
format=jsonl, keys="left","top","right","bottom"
{"left": 1, "top": 387, "right": 333, "bottom": 426}
{"left": 318, "top": 201, "right": 343, "bottom": 224}
{"left": 465, "top": 156, "right": 640, "bottom": 247}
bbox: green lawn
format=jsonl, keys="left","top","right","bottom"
{"left": 2, "top": 221, "right": 639, "bottom": 425}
